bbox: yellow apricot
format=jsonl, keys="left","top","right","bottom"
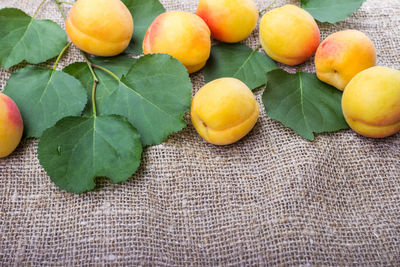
{"left": 259, "top": 5, "right": 320, "bottom": 66}
{"left": 0, "top": 93, "right": 23, "bottom": 158}
{"left": 315, "top": 30, "right": 376, "bottom": 91}
{"left": 191, "top": 78, "right": 259, "bottom": 145}
{"left": 143, "top": 11, "right": 211, "bottom": 74}
{"left": 65, "top": 0, "right": 133, "bottom": 56}
{"left": 196, "top": 0, "right": 258, "bottom": 43}
{"left": 342, "top": 66, "right": 400, "bottom": 138}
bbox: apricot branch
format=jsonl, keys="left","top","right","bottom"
{"left": 33, "top": 0, "right": 49, "bottom": 18}
{"left": 52, "top": 42, "right": 71, "bottom": 72}
{"left": 58, "top": 1, "right": 74, "bottom": 5}
{"left": 81, "top": 52, "right": 99, "bottom": 82}
{"left": 259, "top": 0, "right": 277, "bottom": 16}
{"left": 91, "top": 64, "right": 120, "bottom": 82}
{"left": 52, "top": 0, "right": 67, "bottom": 19}
{"left": 89, "top": 63, "right": 122, "bottom": 116}
{"left": 91, "top": 81, "right": 98, "bottom": 116}
{"left": 79, "top": 54, "right": 99, "bottom": 116}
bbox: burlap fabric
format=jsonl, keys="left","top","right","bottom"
{"left": 1, "top": 0, "right": 400, "bottom": 265}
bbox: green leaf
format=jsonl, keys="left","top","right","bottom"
{"left": 98, "top": 54, "right": 192, "bottom": 146}
{"left": 262, "top": 69, "right": 349, "bottom": 140}
{"left": 3, "top": 65, "right": 87, "bottom": 138}
{"left": 63, "top": 56, "right": 136, "bottom": 116}
{"left": 0, "top": 8, "right": 67, "bottom": 69}
{"left": 203, "top": 43, "right": 278, "bottom": 90}
{"left": 301, "top": 0, "right": 366, "bottom": 23}
{"left": 91, "top": 56, "right": 137, "bottom": 77}
{"left": 121, "top": 0, "right": 165, "bottom": 55}
{"left": 64, "top": 54, "right": 191, "bottom": 146}
{"left": 63, "top": 62, "right": 94, "bottom": 100}
{"left": 38, "top": 115, "right": 142, "bottom": 194}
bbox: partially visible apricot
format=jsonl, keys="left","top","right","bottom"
{"left": 259, "top": 4, "right": 320, "bottom": 66}
{"left": 65, "top": 0, "right": 133, "bottom": 56}
{"left": 143, "top": 11, "right": 211, "bottom": 74}
{"left": 0, "top": 93, "right": 23, "bottom": 158}
{"left": 315, "top": 30, "right": 376, "bottom": 91}
{"left": 191, "top": 78, "right": 259, "bottom": 145}
{"left": 342, "top": 66, "right": 400, "bottom": 138}
{"left": 196, "top": 0, "right": 259, "bottom": 43}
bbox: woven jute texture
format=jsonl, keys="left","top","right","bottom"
{"left": 1, "top": 0, "right": 400, "bottom": 265}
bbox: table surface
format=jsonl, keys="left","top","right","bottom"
{"left": 1, "top": 0, "right": 400, "bottom": 265}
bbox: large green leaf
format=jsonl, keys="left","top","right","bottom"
{"left": 301, "top": 0, "right": 366, "bottom": 23}
{"left": 203, "top": 43, "right": 278, "bottom": 90}
{"left": 91, "top": 56, "right": 137, "bottom": 77}
{"left": 63, "top": 56, "right": 136, "bottom": 116}
{"left": 122, "top": 0, "right": 165, "bottom": 55}
{"left": 3, "top": 65, "right": 87, "bottom": 138}
{"left": 0, "top": 8, "right": 67, "bottom": 69}
{"left": 98, "top": 54, "right": 192, "bottom": 146}
{"left": 38, "top": 115, "right": 142, "bottom": 194}
{"left": 262, "top": 69, "right": 349, "bottom": 140}
{"left": 62, "top": 62, "right": 93, "bottom": 101}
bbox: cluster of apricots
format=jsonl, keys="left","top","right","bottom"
{"left": 259, "top": 4, "right": 400, "bottom": 139}
{"left": 1, "top": 0, "right": 400, "bottom": 158}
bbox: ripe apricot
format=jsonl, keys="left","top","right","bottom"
{"left": 196, "top": 0, "right": 259, "bottom": 43}
{"left": 143, "top": 11, "right": 211, "bottom": 74}
{"left": 315, "top": 30, "right": 376, "bottom": 91}
{"left": 65, "top": 0, "right": 133, "bottom": 56}
{"left": 342, "top": 66, "right": 400, "bottom": 138}
{"left": 191, "top": 78, "right": 259, "bottom": 145}
{"left": 0, "top": 93, "right": 23, "bottom": 158}
{"left": 259, "top": 5, "right": 320, "bottom": 66}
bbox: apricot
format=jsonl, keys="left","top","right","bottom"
{"left": 0, "top": 93, "right": 23, "bottom": 158}
{"left": 259, "top": 4, "right": 320, "bottom": 66}
{"left": 315, "top": 30, "right": 376, "bottom": 91}
{"left": 143, "top": 11, "right": 211, "bottom": 74}
{"left": 65, "top": 0, "right": 133, "bottom": 56}
{"left": 191, "top": 78, "right": 259, "bottom": 145}
{"left": 196, "top": 0, "right": 258, "bottom": 43}
{"left": 342, "top": 66, "right": 400, "bottom": 138}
